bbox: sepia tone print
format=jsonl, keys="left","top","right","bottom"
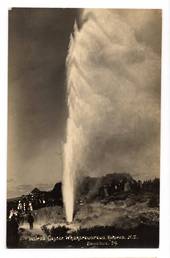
{"left": 7, "top": 8, "right": 161, "bottom": 248}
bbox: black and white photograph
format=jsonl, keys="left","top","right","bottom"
{"left": 7, "top": 8, "right": 161, "bottom": 248}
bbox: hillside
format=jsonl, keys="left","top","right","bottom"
{"left": 7, "top": 173, "right": 159, "bottom": 214}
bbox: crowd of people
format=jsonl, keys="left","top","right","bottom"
{"left": 7, "top": 200, "right": 35, "bottom": 247}
{"left": 8, "top": 200, "right": 34, "bottom": 228}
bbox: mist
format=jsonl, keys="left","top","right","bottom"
{"left": 62, "top": 9, "right": 161, "bottom": 222}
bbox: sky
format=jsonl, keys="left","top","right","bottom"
{"left": 8, "top": 8, "right": 161, "bottom": 198}
{"left": 8, "top": 8, "right": 78, "bottom": 197}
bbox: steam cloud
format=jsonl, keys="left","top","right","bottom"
{"left": 63, "top": 9, "right": 161, "bottom": 222}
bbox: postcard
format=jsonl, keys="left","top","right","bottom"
{"left": 7, "top": 8, "right": 161, "bottom": 248}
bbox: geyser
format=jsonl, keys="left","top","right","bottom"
{"left": 62, "top": 9, "right": 160, "bottom": 223}
{"left": 62, "top": 24, "right": 79, "bottom": 222}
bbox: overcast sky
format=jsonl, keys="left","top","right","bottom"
{"left": 8, "top": 8, "right": 78, "bottom": 197}
{"left": 8, "top": 8, "right": 161, "bottom": 198}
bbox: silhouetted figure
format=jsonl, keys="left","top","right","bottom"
{"left": 17, "top": 200, "right": 23, "bottom": 211}
{"left": 27, "top": 213, "right": 34, "bottom": 230}
{"left": 7, "top": 215, "right": 19, "bottom": 248}
{"left": 28, "top": 201, "right": 33, "bottom": 211}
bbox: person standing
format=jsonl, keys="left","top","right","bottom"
{"left": 27, "top": 213, "right": 34, "bottom": 230}
{"left": 7, "top": 214, "right": 19, "bottom": 247}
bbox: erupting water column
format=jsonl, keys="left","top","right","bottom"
{"left": 63, "top": 22, "right": 78, "bottom": 223}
